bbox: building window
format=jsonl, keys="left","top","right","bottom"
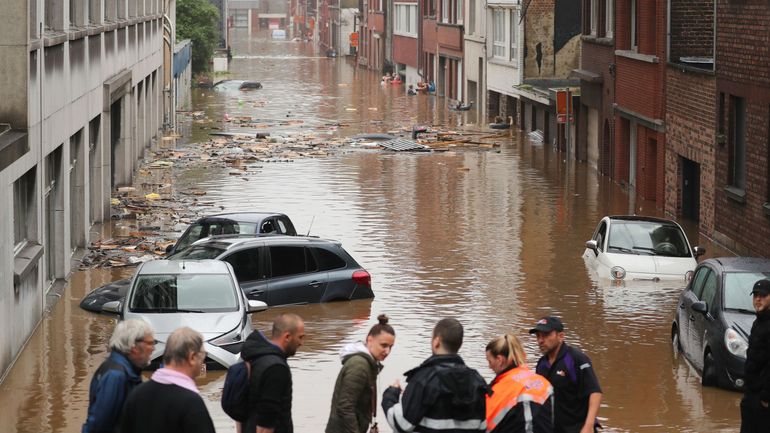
{"left": 493, "top": 9, "right": 505, "bottom": 58}
{"left": 395, "top": 3, "right": 418, "bottom": 37}
{"left": 14, "top": 169, "right": 37, "bottom": 253}
{"left": 442, "top": 0, "right": 450, "bottom": 23}
{"left": 728, "top": 96, "right": 746, "bottom": 190}
{"left": 630, "top": 0, "right": 638, "bottom": 50}
{"left": 510, "top": 9, "right": 518, "bottom": 62}
{"left": 457, "top": 0, "right": 463, "bottom": 24}
{"left": 469, "top": 0, "right": 475, "bottom": 34}
{"left": 590, "top": 0, "right": 598, "bottom": 36}
{"left": 45, "top": 0, "right": 64, "bottom": 31}
{"left": 605, "top": 0, "right": 614, "bottom": 38}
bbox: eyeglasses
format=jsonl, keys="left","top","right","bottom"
{"left": 136, "top": 338, "right": 156, "bottom": 346}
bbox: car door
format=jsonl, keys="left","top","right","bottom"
{"left": 266, "top": 245, "right": 328, "bottom": 305}
{"left": 680, "top": 266, "right": 709, "bottom": 360}
{"left": 690, "top": 269, "right": 718, "bottom": 370}
{"left": 584, "top": 220, "right": 608, "bottom": 272}
{"left": 221, "top": 247, "right": 270, "bottom": 303}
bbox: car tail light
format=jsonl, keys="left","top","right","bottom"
{"left": 352, "top": 270, "right": 371, "bottom": 286}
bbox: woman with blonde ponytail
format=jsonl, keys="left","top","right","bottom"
{"left": 326, "top": 314, "right": 396, "bottom": 433}
{"left": 485, "top": 334, "right": 554, "bottom": 433}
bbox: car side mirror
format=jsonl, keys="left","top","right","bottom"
{"left": 691, "top": 301, "right": 708, "bottom": 315}
{"left": 102, "top": 301, "right": 122, "bottom": 315}
{"left": 247, "top": 300, "right": 268, "bottom": 314}
{"left": 586, "top": 240, "right": 599, "bottom": 255}
{"left": 165, "top": 244, "right": 174, "bottom": 254}
{"left": 693, "top": 246, "right": 705, "bottom": 258}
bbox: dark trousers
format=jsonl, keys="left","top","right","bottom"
{"left": 740, "top": 395, "right": 770, "bottom": 433}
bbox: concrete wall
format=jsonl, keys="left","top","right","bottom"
{"left": 0, "top": 0, "right": 168, "bottom": 380}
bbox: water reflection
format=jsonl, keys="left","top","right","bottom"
{"left": 0, "top": 29, "right": 741, "bottom": 433}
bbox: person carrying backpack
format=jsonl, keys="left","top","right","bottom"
{"left": 326, "top": 314, "right": 396, "bottom": 433}
{"left": 530, "top": 317, "right": 602, "bottom": 433}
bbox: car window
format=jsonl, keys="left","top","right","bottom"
{"left": 175, "top": 225, "right": 202, "bottom": 251}
{"left": 168, "top": 245, "right": 225, "bottom": 260}
{"left": 594, "top": 221, "right": 607, "bottom": 251}
{"left": 700, "top": 271, "right": 718, "bottom": 310}
{"left": 129, "top": 274, "right": 238, "bottom": 312}
{"left": 607, "top": 220, "right": 690, "bottom": 257}
{"left": 223, "top": 248, "right": 263, "bottom": 282}
{"left": 690, "top": 267, "right": 710, "bottom": 299}
{"left": 314, "top": 247, "right": 347, "bottom": 271}
{"left": 724, "top": 272, "right": 770, "bottom": 311}
{"left": 269, "top": 246, "right": 318, "bottom": 277}
{"left": 261, "top": 219, "right": 277, "bottom": 234}
{"left": 276, "top": 219, "right": 288, "bottom": 234}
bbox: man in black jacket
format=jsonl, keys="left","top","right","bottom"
{"left": 382, "top": 318, "right": 487, "bottom": 433}
{"left": 242, "top": 313, "right": 305, "bottom": 433}
{"left": 741, "top": 279, "right": 770, "bottom": 433}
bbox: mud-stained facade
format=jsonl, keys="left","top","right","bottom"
{"left": 523, "top": 0, "right": 581, "bottom": 79}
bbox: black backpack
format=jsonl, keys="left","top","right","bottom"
{"left": 221, "top": 359, "right": 252, "bottom": 422}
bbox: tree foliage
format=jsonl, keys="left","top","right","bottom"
{"left": 177, "top": 0, "right": 220, "bottom": 74}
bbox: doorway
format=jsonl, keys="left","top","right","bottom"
{"left": 682, "top": 157, "right": 700, "bottom": 221}
{"left": 110, "top": 99, "right": 122, "bottom": 189}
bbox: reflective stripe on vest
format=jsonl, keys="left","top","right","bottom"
{"left": 486, "top": 366, "right": 553, "bottom": 432}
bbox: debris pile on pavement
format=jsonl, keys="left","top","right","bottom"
{"left": 347, "top": 125, "right": 506, "bottom": 152}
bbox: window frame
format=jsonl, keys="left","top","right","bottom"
{"left": 728, "top": 95, "right": 746, "bottom": 191}
{"left": 590, "top": 0, "right": 598, "bottom": 36}
{"left": 510, "top": 9, "right": 518, "bottom": 62}
{"left": 468, "top": 0, "right": 475, "bottom": 34}
{"left": 493, "top": 9, "right": 505, "bottom": 59}
{"left": 605, "top": 0, "right": 614, "bottom": 38}
{"left": 630, "top": 0, "right": 638, "bottom": 51}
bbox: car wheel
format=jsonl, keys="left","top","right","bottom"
{"left": 671, "top": 326, "right": 682, "bottom": 357}
{"left": 702, "top": 351, "right": 718, "bottom": 387}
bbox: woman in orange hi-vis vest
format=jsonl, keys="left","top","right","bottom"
{"left": 485, "top": 334, "right": 555, "bottom": 433}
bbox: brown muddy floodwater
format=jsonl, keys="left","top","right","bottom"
{"left": 0, "top": 30, "right": 742, "bottom": 432}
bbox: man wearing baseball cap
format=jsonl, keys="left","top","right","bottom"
{"left": 530, "top": 317, "right": 602, "bottom": 433}
{"left": 741, "top": 279, "right": 770, "bottom": 433}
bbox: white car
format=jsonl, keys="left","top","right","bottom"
{"left": 102, "top": 259, "right": 268, "bottom": 369}
{"left": 583, "top": 216, "right": 705, "bottom": 282}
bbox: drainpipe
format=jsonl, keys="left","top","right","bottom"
{"left": 163, "top": 11, "right": 176, "bottom": 132}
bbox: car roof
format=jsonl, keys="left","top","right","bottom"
{"left": 190, "top": 234, "right": 341, "bottom": 250}
{"left": 193, "top": 212, "right": 289, "bottom": 224}
{"left": 701, "top": 257, "right": 770, "bottom": 273}
{"left": 137, "top": 259, "right": 232, "bottom": 274}
{"left": 607, "top": 215, "right": 680, "bottom": 225}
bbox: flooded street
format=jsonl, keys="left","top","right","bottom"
{"left": 0, "top": 30, "right": 742, "bottom": 432}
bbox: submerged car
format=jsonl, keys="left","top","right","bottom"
{"left": 80, "top": 212, "right": 297, "bottom": 312}
{"left": 102, "top": 260, "right": 268, "bottom": 369}
{"left": 583, "top": 216, "right": 704, "bottom": 283}
{"left": 82, "top": 235, "right": 373, "bottom": 311}
{"left": 671, "top": 257, "right": 770, "bottom": 390}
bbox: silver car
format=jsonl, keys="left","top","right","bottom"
{"left": 102, "top": 259, "right": 267, "bottom": 369}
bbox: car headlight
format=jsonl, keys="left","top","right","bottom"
{"left": 685, "top": 270, "right": 694, "bottom": 282}
{"left": 210, "top": 325, "right": 245, "bottom": 347}
{"left": 610, "top": 266, "right": 626, "bottom": 280}
{"left": 725, "top": 328, "right": 748, "bottom": 359}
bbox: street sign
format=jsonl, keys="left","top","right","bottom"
{"left": 557, "top": 114, "right": 574, "bottom": 124}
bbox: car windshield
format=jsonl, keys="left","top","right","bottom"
{"left": 174, "top": 221, "right": 258, "bottom": 252}
{"left": 606, "top": 220, "right": 691, "bottom": 257}
{"left": 724, "top": 272, "right": 770, "bottom": 311}
{"left": 129, "top": 274, "right": 238, "bottom": 313}
{"left": 168, "top": 245, "right": 226, "bottom": 260}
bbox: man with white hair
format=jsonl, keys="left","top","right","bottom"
{"left": 119, "top": 327, "right": 215, "bottom": 433}
{"left": 83, "top": 319, "right": 155, "bottom": 433}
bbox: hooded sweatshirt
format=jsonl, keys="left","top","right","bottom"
{"left": 241, "top": 331, "right": 293, "bottom": 433}
{"left": 326, "top": 342, "right": 382, "bottom": 433}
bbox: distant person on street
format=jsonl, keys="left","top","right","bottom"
{"left": 119, "top": 327, "right": 215, "bottom": 433}
{"left": 407, "top": 85, "right": 418, "bottom": 96}
{"left": 485, "top": 333, "right": 554, "bottom": 433}
{"left": 82, "top": 319, "right": 154, "bottom": 433}
{"left": 530, "top": 317, "right": 602, "bottom": 433}
{"left": 740, "top": 279, "right": 770, "bottom": 433}
{"left": 326, "top": 314, "right": 396, "bottom": 433}
{"left": 242, "top": 313, "right": 305, "bottom": 433}
{"left": 382, "top": 318, "right": 487, "bottom": 433}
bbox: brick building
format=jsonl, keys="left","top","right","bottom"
{"left": 712, "top": 1, "right": 770, "bottom": 256}
{"left": 613, "top": 0, "right": 666, "bottom": 208}
{"left": 574, "top": 0, "right": 613, "bottom": 174}
{"left": 357, "top": 0, "right": 386, "bottom": 70}
{"left": 664, "top": 0, "right": 716, "bottom": 236}
{"left": 392, "top": 0, "right": 420, "bottom": 84}
{"left": 422, "top": 0, "right": 464, "bottom": 100}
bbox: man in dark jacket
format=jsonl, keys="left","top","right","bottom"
{"left": 83, "top": 319, "right": 154, "bottom": 433}
{"left": 119, "top": 327, "right": 215, "bottom": 433}
{"left": 741, "top": 279, "right": 770, "bottom": 433}
{"left": 382, "top": 318, "right": 487, "bottom": 433}
{"left": 242, "top": 313, "right": 305, "bottom": 433}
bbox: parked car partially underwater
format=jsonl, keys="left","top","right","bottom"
{"left": 80, "top": 212, "right": 297, "bottom": 312}
{"left": 82, "top": 235, "right": 373, "bottom": 312}
{"left": 583, "top": 215, "right": 704, "bottom": 283}
{"left": 101, "top": 260, "right": 268, "bottom": 369}
{"left": 671, "top": 257, "right": 770, "bottom": 390}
